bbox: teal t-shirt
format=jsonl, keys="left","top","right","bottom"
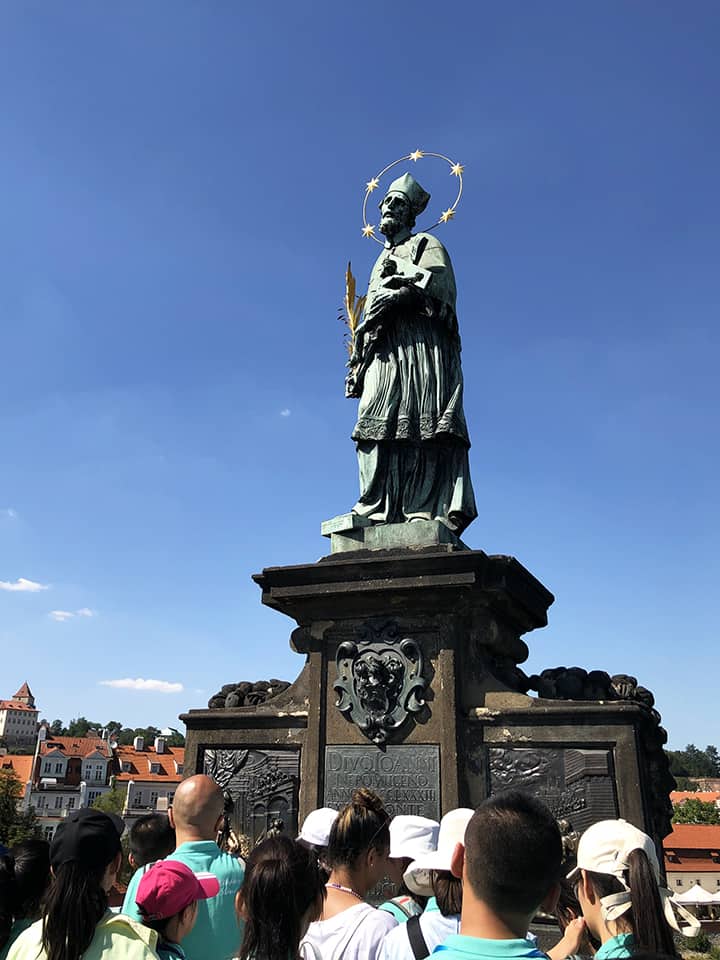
{"left": 378, "top": 895, "right": 423, "bottom": 923}
{"left": 121, "top": 841, "right": 245, "bottom": 960}
{"left": 432, "top": 935, "right": 549, "bottom": 960}
{"left": 594, "top": 934, "right": 634, "bottom": 959}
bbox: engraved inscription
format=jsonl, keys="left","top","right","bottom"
{"left": 488, "top": 746, "right": 618, "bottom": 835}
{"left": 324, "top": 744, "right": 440, "bottom": 819}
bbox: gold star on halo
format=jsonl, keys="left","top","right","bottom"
{"left": 450, "top": 162, "right": 464, "bottom": 177}
{"left": 366, "top": 177, "right": 380, "bottom": 193}
{"left": 440, "top": 208, "right": 456, "bottom": 223}
{"left": 362, "top": 223, "right": 376, "bottom": 238}
{"left": 409, "top": 149, "right": 424, "bottom": 161}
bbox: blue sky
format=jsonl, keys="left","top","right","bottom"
{"left": 1, "top": 2, "right": 718, "bottom": 749}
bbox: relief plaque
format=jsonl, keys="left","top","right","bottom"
{"left": 324, "top": 744, "right": 440, "bottom": 819}
{"left": 203, "top": 747, "right": 300, "bottom": 844}
{"left": 488, "top": 746, "right": 618, "bottom": 835}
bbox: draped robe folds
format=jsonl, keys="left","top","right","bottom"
{"left": 350, "top": 232, "right": 477, "bottom": 534}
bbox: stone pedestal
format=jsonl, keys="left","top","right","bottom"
{"left": 182, "top": 543, "right": 673, "bottom": 854}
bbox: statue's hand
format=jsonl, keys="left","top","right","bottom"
{"left": 345, "top": 370, "right": 361, "bottom": 398}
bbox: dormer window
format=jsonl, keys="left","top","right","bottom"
{"left": 150, "top": 762, "right": 160, "bottom": 774}
{"left": 122, "top": 761, "right": 132, "bottom": 773}
{"left": 176, "top": 763, "right": 184, "bottom": 775}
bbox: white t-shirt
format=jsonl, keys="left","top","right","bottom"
{"left": 300, "top": 902, "right": 397, "bottom": 960}
{"left": 379, "top": 906, "right": 460, "bottom": 960}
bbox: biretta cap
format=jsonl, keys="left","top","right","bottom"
{"left": 382, "top": 173, "right": 431, "bottom": 216}
{"left": 136, "top": 860, "right": 220, "bottom": 921}
{"left": 404, "top": 808, "right": 474, "bottom": 896}
{"left": 389, "top": 815, "right": 439, "bottom": 860}
{"left": 50, "top": 808, "right": 124, "bottom": 870}
{"left": 297, "top": 808, "right": 338, "bottom": 848}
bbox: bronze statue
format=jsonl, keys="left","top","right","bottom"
{"left": 345, "top": 172, "right": 477, "bottom": 535}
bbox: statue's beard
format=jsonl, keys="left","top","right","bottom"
{"left": 380, "top": 214, "right": 406, "bottom": 238}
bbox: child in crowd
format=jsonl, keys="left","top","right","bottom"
{"left": 297, "top": 808, "right": 339, "bottom": 884}
{"left": 236, "top": 835, "right": 325, "bottom": 960}
{"left": 379, "top": 815, "right": 439, "bottom": 922}
{"left": 136, "top": 860, "right": 219, "bottom": 960}
{"left": 437, "top": 790, "right": 563, "bottom": 960}
{"left": 381, "top": 809, "right": 473, "bottom": 960}
{"left": 0, "top": 841, "right": 50, "bottom": 960}
{"left": 300, "top": 788, "right": 397, "bottom": 960}
{"left": 129, "top": 813, "right": 176, "bottom": 870}
{"left": 568, "top": 819, "right": 699, "bottom": 958}
{"left": 7, "top": 809, "right": 158, "bottom": 960}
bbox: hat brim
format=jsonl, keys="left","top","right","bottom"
{"left": 195, "top": 872, "right": 220, "bottom": 899}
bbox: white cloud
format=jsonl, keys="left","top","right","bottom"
{"left": 280, "top": 408, "right": 291, "bottom": 417}
{"left": 3, "top": 508, "right": 17, "bottom": 519}
{"left": 99, "top": 678, "right": 184, "bottom": 694}
{"left": 0, "top": 577, "right": 48, "bottom": 593}
{"left": 49, "top": 607, "right": 96, "bottom": 622}
{"left": 49, "top": 610, "right": 74, "bottom": 622}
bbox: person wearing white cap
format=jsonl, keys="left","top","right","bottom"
{"left": 378, "top": 816, "right": 440, "bottom": 923}
{"left": 568, "top": 819, "right": 699, "bottom": 958}
{"left": 380, "top": 809, "right": 472, "bottom": 960}
{"left": 297, "top": 808, "right": 339, "bottom": 880}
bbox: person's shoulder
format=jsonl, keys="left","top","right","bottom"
{"left": 5, "top": 918, "right": 43, "bottom": 960}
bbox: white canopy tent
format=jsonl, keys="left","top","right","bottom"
{"left": 674, "top": 884, "right": 716, "bottom": 904}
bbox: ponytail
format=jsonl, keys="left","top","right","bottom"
{"left": 238, "top": 836, "right": 324, "bottom": 960}
{"left": 42, "top": 861, "right": 108, "bottom": 960}
{"left": 626, "top": 848, "right": 678, "bottom": 957}
{"left": 327, "top": 788, "right": 390, "bottom": 869}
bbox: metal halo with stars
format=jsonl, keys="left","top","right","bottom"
{"left": 361, "top": 149, "right": 464, "bottom": 243}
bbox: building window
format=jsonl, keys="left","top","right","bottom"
{"left": 55, "top": 796, "right": 63, "bottom": 809}
{"left": 676, "top": 880, "right": 683, "bottom": 887}
{"left": 55, "top": 763, "right": 63, "bottom": 774}
{"left": 132, "top": 793, "right": 142, "bottom": 808}
{"left": 150, "top": 763, "right": 160, "bottom": 774}
{"left": 167, "top": 792, "right": 175, "bottom": 804}
{"left": 67, "top": 797, "right": 75, "bottom": 809}
{"left": 150, "top": 792, "right": 159, "bottom": 808}
{"left": 43, "top": 763, "right": 52, "bottom": 774}
{"left": 43, "top": 826, "right": 54, "bottom": 841}
{"left": 177, "top": 764, "right": 184, "bottom": 774}
{"left": 87, "top": 791, "right": 101, "bottom": 803}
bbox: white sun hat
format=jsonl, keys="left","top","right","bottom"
{"left": 389, "top": 815, "right": 440, "bottom": 860}
{"left": 567, "top": 819, "right": 700, "bottom": 937}
{"left": 404, "top": 808, "right": 474, "bottom": 896}
{"left": 297, "top": 807, "right": 339, "bottom": 847}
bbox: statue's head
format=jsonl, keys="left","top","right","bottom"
{"left": 379, "top": 173, "right": 430, "bottom": 241}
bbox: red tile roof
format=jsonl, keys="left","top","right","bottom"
{"left": 671, "top": 792, "right": 720, "bottom": 804}
{"left": 13, "top": 682, "right": 33, "bottom": 699}
{"left": 0, "top": 754, "right": 34, "bottom": 783}
{"left": 114, "top": 745, "right": 185, "bottom": 783}
{"left": 664, "top": 824, "right": 720, "bottom": 849}
{"left": 40, "top": 736, "right": 109, "bottom": 758}
{"left": 665, "top": 857, "right": 720, "bottom": 874}
{"left": 0, "top": 700, "right": 38, "bottom": 712}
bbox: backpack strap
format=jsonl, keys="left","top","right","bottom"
{"left": 406, "top": 914, "right": 430, "bottom": 960}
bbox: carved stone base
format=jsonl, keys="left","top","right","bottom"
{"left": 322, "top": 518, "right": 468, "bottom": 554}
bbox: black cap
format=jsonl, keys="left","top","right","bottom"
{"left": 50, "top": 808, "right": 124, "bottom": 870}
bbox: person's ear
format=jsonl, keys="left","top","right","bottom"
{"left": 235, "top": 888, "right": 248, "bottom": 920}
{"left": 450, "top": 842, "right": 465, "bottom": 880}
{"left": 168, "top": 807, "right": 176, "bottom": 830}
{"left": 580, "top": 869, "right": 595, "bottom": 904}
{"left": 128, "top": 852, "right": 137, "bottom": 869}
{"left": 541, "top": 881, "right": 561, "bottom": 913}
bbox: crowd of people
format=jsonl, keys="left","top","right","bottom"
{"left": 0, "top": 775, "right": 701, "bottom": 960}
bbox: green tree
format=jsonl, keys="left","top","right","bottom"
{"left": 0, "top": 768, "right": 40, "bottom": 846}
{"left": 91, "top": 786, "right": 127, "bottom": 817}
{"left": 673, "top": 798, "right": 720, "bottom": 825}
{"left": 49, "top": 719, "right": 64, "bottom": 736}
{"left": 65, "top": 717, "right": 104, "bottom": 738}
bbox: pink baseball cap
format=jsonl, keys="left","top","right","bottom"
{"left": 136, "top": 861, "right": 220, "bottom": 920}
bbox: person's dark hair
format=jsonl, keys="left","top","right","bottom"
{"left": 582, "top": 848, "right": 678, "bottom": 957}
{"left": 464, "top": 791, "right": 562, "bottom": 917}
{"left": 129, "top": 814, "right": 175, "bottom": 867}
{"left": 41, "top": 861, "right": 108, "bottom": 960}
{"left": 238, "top": 836, "right": 325, "bottom": 960}
{"left": 432, "top": 870, "right": 462, "bottom": 917}
{"left": 0, "top": 841, "right": 51, "bottom": 950}
{"left": 326, "top": 788, "right": 390, "bottom": 868}
{"left": 296, "top": 839, "right": 330, "bottom": 885}
{"left": 139, "top": 907, "right": 190, "bottom": 940}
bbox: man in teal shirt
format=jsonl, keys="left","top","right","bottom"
{"left": 434, "top": 791, "right": 563, "bottom": 960}
{"left": 123, "top": 776, "right": 244, "bottom": 960}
